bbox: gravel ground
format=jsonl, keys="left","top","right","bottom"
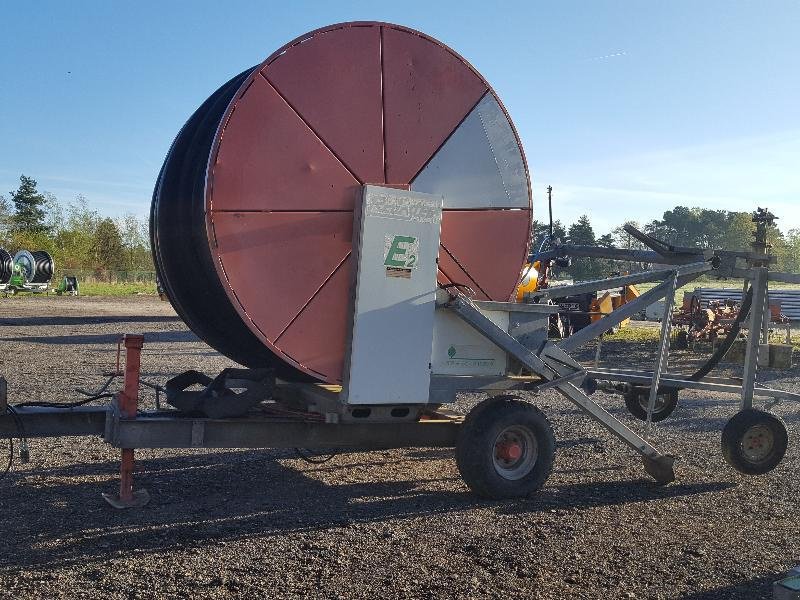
{"left": 0, "top": 295, "right": 798, "bottom": 599}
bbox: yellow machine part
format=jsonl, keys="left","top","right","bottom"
{"left": 590, "top": 292, "right": 615, "bottom": 324}
{"left": 592, "top": 284, "right": 640, "bottom": 328}
{"left": 515, "top": 262, "right": 540, "bottom": 302}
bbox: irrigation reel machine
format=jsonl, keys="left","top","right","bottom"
{"left": 1, "top": 22, "right": 797, "bottom": 507}
{"left": 0, "top": 248, "right": 56, "bottom": 295}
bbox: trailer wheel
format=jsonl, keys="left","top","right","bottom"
{"left": 456, "top": 397, "right": 555, "bottom": 499}
{"left": 624, "top": 387, "right": 678, "bottom": 422}
{"left": 722, "top": 409, "right": 788, "bottom": 475}
{"left": 674, "top": 330, "right": 689, "bottom": 350}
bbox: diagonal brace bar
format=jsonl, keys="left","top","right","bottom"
{"left": 445, "top": 296, "right": 675, "bottom": 482}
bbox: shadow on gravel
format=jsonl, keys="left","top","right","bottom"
{"left": 0, "top": 331, "right": 198, "bottom": 345}
{"left": 678, "top": 573, "right": 779, "bottom": 599}
{"left": 0, "top": 449, "right": 735, "bottom": 572}
{"left": 502, "top": 479, "right": 736, "bottom": 515}
{"left": 656, "top": 416, "right": 732, "bottom": 433}
{"left": 0, "top": 315, "right": 181, "bottom": 327}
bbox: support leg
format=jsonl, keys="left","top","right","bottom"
{"left": 646, "top": 273, "right": 677, "bottom": 435}
{"left": 103, "top": 334, "right": 149, "bottom": 509}
{"left": 539, "top": 346, "right": 676, "bottom": 484}
{"left": 761, "top": 282, "right": 770, "bottom": 345}
{"left": 742, "top": 268, "right": 767, "bottom": 410}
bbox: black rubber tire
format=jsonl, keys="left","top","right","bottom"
{"left": 721, "top": 409, "right": 788, "bottom": 475}
{"left": 624, "top": 386, "right": 679, "bottom": 422}
{"left": 673, "top": 329, "right": 689, "bottom": 350}
{"left": 456, "top": 397, "right": 555, "bottom": 499}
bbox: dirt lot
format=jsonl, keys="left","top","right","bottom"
{"left": 0, "top": 296, "right": 798, "bottom": 599}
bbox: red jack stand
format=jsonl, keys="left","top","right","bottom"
{"left": 102, "top": 334, "right": 150, "bottom": 509}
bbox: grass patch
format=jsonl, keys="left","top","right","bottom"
{"left": 77, "top": 282, "right": 157, "bottom": 296}
{"left": 783, "top": 335, "right": 800, "bottom": 352}
{"left": 602, "top": 323, "right": 800, "bottom": 351}
{"left": 602, "top": 326, "right": 662, "bottom": 344}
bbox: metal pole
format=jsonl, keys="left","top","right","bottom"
{"left": 594, "top": 336, "right": 603, "bottom": 369}
{"left": 761, "top": 282, "right": 770, "bottom": 344}
{"left": 741, "top": 267, "right": 767, "bottom": 410}
{"left": 118, "top": 334, "right": 144, "bottom": 503}
{"left": 103, "top": 334, "right": 149, "bottom": 508}
{"left": 646, "top": 272, "right": 677, "bottom": 435}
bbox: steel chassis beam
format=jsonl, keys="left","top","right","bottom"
{"left": 587, "top": 368, "right": 800, "bottom": 401}
{"left": 103, "top": 407, "right": 459, "bottom": 450}
{"left": 527, "top": 267, "right": 687, "bottom": 301}
{"left": 0, "top": 404, "right": 460, "bottom": 450}
{"left": 0, "top": 406, "right": 107, "bottom": 438}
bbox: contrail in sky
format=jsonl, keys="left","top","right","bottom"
{"left": 586, "top": 51, "right": 627, "bottom": 61}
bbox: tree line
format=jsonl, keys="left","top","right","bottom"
{"left": 2, "top": 174, "right": 797, "bottom": 284}
{"left": 532, "top": 206, "right": 800, "bottom": 281}
{"left": 0, "top": 175, "right": 152, "bottom": 278}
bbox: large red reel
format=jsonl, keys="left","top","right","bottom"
{"left": 153, "top": 22, "right": 532, "bottom": 383}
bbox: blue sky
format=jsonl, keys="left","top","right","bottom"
{"left": 1, "top": 1, "right": 798, "bottom": 234}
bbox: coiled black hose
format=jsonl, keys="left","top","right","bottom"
{"left": 150, "top": 67, "right": 313, "bottom": 381}
{"left": 0, "top": 248, "right": 11, "bottom": 284}
{"left": 12, "top": 250, "right": 54, "bottom": 284}
{"left": 30, "top": 250, "right": 54, "bottom": 283}
{"left": 688, "top": 286, "right": 754, "bottom": 381}
{"left": 626, "top": 286, "right": 754, "bottom": 399}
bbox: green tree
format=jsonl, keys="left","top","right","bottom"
{"left": 9, "top": 175, "right": 49, "bottom": 233}
{"left": 721, "top": 211, "right": 754, "bottom": 251}
{"left": 567, "top": 215, "right": 602, "bottom": 280}
{"left": 52, "top": 195, "right": 100, "bottom": 270}
{"left": 90, "top": 217, "right": 125, "bottom": 271}
{"left": 596, "top": 233, "right": 614, "bottom": 247}
{"left": 612, "top": 220, "right": 651, "bottom": 273}
{"left": 767, "top": 222, "right": 789, "bottom": 271}
{"left": 594, "top": 233, "right": 617, "bottom": 275}
{"left": 784, "top": 229, "right": 800, "bottom": 274}
{"left": 42, "top": 192, "right": 64, "bottom": 235}
{"left": 530, "top": 219, "right": 567, "bottom": 250}
{"left": 118, "top": 213, "right": 151, "bottom": 271}
{"left": 0, "top": 194, "right": 11, "bottom": 246}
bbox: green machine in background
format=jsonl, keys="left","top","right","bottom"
{"left": 0, "top": 248, "right": 65, "bottom": 296}
{"left": 54, "top": 276, "right": 79, "bottom": 296}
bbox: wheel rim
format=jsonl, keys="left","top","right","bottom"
{"left": 740, "top": 424, "right": 775, "bottom": 462}
{"left": 493, "top": 425, "right": 538, "bottom": 480}
{"left": 639, "top": 394, "right": 667, "bottom": 413}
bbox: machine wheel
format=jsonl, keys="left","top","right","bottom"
{"left": 456, "top": 397, "right": 555, "bottom": 499}
{"left": 624, "top": 386, "right": 679, "bottom": 422}
{"left": 721, "top": 409, "right": 788, "bottom": 475}
{"left": 674, "top": 330, "right": 689, "bottom": 350}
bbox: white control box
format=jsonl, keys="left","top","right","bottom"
{"left": 341, "top": 186, "right": 443, "bottom": 405}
